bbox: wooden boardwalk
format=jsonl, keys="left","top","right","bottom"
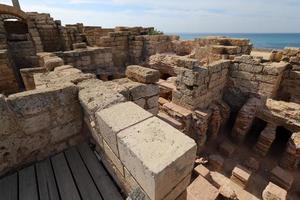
{"left": 0, "top": 143, "right": 123, "bottom": 200}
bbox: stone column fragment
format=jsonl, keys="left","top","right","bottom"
{"left": 253, "top": 124, "right": 276, "bottom": 156}
{"left": 231, "top": 97, "right": 261, "bottom": 143}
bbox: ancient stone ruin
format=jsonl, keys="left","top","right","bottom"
{"left": 1, "top": 1, "right": 300, "bottom": 200}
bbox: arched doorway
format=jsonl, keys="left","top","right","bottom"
{"left": 0, "top": 5, "right": 39, "bottom": 90}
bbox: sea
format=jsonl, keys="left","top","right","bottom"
{"left": 170, "top": 33, "right": 300, "bottom": 50}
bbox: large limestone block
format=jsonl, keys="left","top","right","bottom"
{"left": 118, "top": 117, "right": 197, "bottom": 200}
{"left": 44, "top": 57, "right": 64, "bottom": 71}
{"left": 34, "top": 66, "right": 95, "bottom": 89}
{"left": 112, "top": 78, "right": 159, "bottom": 101}
{"left": 96, "top": 102, "right": 152, "bottom": 155}
{"left": 7, "top": 83, "right": 78, "bottom": 116}
{"left": 79, "top": 79, "right": 126, "bottom": 115}
{"left": 126, "top": 65, "right": 160, "bottom": 84}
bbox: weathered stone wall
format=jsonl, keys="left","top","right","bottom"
{"left": 54, "top": 47, "right": 114, "bottom": 77}
{"left": 0, "top": 84, "right": 84, "bottom": 175}
{"left": 0, "top": 20, "right": 7, "bottom": 49}
{"left": 78, "top": 79, "right": 196, "bottom": 200}
{"left": 0, "top": 49, "right": 19, "bottom": 94}
{"left": 172, "top": 40, "right": 195, "bottom": 56}
{"left": 34, "top": 65, "right": 95, "bottom": 89}
{"left": 61, "top": 23, "right": 84, "bottom": 51}
{"left": 277, "top": 48, "right": 300, "bottom": 103}
{"left": 97, "top": 31, "right": 131, "bottom": 75}
{"left": 84, "top": 26, "right": 114, "bottom": 46}
{"left": 130, "top": 35, "right": 177, "bottom": 65}
{"left": 2, "top": 20, "right": 39, "bottom": 84}
{"left": 27, "top": 12, "right": 63, "bottom": 52}
{"left": 173, "top": 60, "right": 231, "bottom": 110}
{"left": 85, "top": 27, "right": 177, "bottom": 75}
{"left": 31, "top": 64, "right": 192, "bottom": 199}
{"left": 27, "top": 13, "right": 44, "bottom": 52}
{"left": 85, "top": 26, "right": 152, "bottom": 47}
{"left": 193, "top": 36, "right": 252, "bottom": 65}
{"left": 0, "top": 20, "right": 19, "bottom": 94}
{"left": 227, "top": 55, "right": 288, "bottom": 101}
{"left": 7, "top": 40, "right": 38, "bottom": 68}
{"left": 103, "top": 78, "right": 160, "bottom": 115}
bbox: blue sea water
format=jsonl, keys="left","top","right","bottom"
{"left": 171, "top": 33, "right": 300, "bottom": 49}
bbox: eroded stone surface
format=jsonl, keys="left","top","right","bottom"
{"left": 96, "top": 102, "right": 152, "bottom": 155}
{"left": 118, "top": 117, "right": 196, "bottom": 200}
{"left": 126, "top": 65, "right": 160, "bottom": 84}
{"left": 79, "top": 79, "right": 126, "bottom": 115}
{"left": 186, "top": 175, "right": 219, "bottom": 200}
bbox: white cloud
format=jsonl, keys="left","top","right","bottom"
{"left": 0, "top": 0, "right": 13, "bottom": 5}
{"left": 7, "top": 0, "right": 300, "bottom": 33}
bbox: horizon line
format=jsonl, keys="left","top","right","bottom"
{"left": 166, "top": 32, "right": 300, "bottom": 34}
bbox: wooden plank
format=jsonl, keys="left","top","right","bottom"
{"left": 65, "top": 147, "right": 103, "bottom": 200}
{"left": 0, "top": 173, "right": 18, "bottom": 200}
{"left": 19, "top": 165, "right": 39, "bottom": 200}
{"left": 51, "top": 153, "right": 81, "bottom": 200}
{"left": 78, "top": 143, "right": 123, "bottom": 200}
{"left": 36, "top": 159, "right": 60, "bottom": 200}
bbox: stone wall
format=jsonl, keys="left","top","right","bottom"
{"left": 177, "top": 36, "right": 253, "bottom": 66}
{"left": 3, "top": 20, "right": 39, "bottom": 86}
{"left": 3, "top": 20, "right": 38, "bottom": 68}
{"left": 0, "top": 20, "right": 7, "bottom": 49}
{"left": 54, "top": 46, "right": 115, "bottom": 78}
{"left": 30, "top": 63, "right": 193, "bottom": 199}
{"left": 146, "top": 53, "right": 231, "bottom": 110}
{"left": 85, "top": 27, "right": 177, "bottom": 75}
{"left": 0, "top": 20, "right": 19, "bottom": 94}
{"left": 27, "top": 12, "right": 63, "bottom": 52}
{"left": 226, "top": 55, "right": 288, "bottom": 104}
{"left": 7, "top": 40, "right": 38, "bottom": 68}
{"left": 0, "top": 84, "right": 84, "bottom": 175}
{"left": 34, "top": 64, "right": 160, "bottom": 115}
{"left": 27, "top": 13, "right": 44, "bottom": 52}
{"left": 84, "top": 26, "right": 114, "bottom": 46}
{"left": 78, "top": 79, "right": 196, "bottom": 200}
{"left": 0, "top": 49, "right": 19, "bottom": 94}
{"left": 62, "top": 24, "right": 84, "bottom": 51}
{"left": 277, "top": 48, "right": 300, "bottom": 103}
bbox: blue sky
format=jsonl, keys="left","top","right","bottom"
{"left": 1, "top": 0, "right": 300, "bottom": 33}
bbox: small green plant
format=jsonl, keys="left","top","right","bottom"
{"left": 149, "top": 29, "right": 163, "bottom": 35}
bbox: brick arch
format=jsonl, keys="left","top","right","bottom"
{"left": 0, "top": 4, "right": 27, "bottom": 21}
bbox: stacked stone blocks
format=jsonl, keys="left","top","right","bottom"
{"left": 0, "top": 49, "right": 19, "bottom": 94}
{"left": 230, "top": 55, "right": 288, "bottom": 98}
{"left": 94, "top": 102, "right": 196, "bottom": 200}
{"left": 0, "top": 84, "right": 84, "bottom": 175}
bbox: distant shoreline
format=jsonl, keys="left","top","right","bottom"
{"left": 168, "top": 33, "right": 300, "bottom": 49}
